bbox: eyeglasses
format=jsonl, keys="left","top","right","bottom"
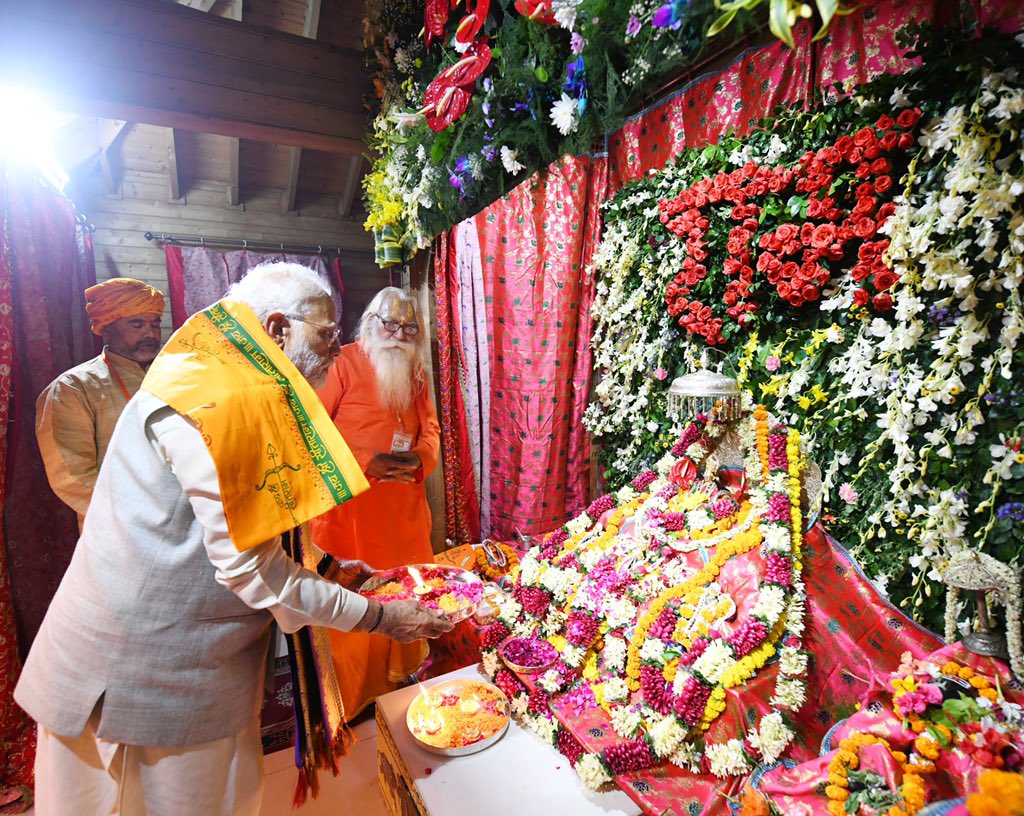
{"left": 284, "top": 314, "right": 343, "bottom": 346}
{"left": 375, "top": 314, "right": 419, "bottom": 337}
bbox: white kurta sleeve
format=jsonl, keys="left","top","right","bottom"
{"left": 35, "top": 378, "right": 100, "bottom": 517}
{"left": 144, "top": 400, "right": 369, "bottom": 633}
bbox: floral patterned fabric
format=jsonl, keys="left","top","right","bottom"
{"left": 164, "top": 246, "right": 344, "bottom": 330}
{"left": 1, "top": 167, "right": 98, "bottom": 803}
{"left": 441, "top": 155, "right": 608, "bottom": 541}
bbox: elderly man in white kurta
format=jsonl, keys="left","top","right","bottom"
{"left": 35, "top": 277, "right": 164, "bottom": 524}
{"left": 15, "top": 263, "right": 453, "bottom": 816}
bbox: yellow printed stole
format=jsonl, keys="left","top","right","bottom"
{"left": 142, "top": 299, "right": 369, "bottom": 551}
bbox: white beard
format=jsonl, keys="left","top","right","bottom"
{"left": 364, "top": 339, "right": 417, "bottom": 412}
{"left": 288, "top": 331, "right": 332, "bottom": 389}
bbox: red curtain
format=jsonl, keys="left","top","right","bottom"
{"left": 0, "top": 163, "right": 98, "bottom": 800}
{"left": 164, "top": 245, "right": 345, "bottom": 331}
{"left": 436, "top": 0, "right": 1024, "bottom": 543}
{"left": 438, "top": 156, "right": 608, "bottom": 540}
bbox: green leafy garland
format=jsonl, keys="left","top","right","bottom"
{"left": 585, "top": 26, "right": 1024, "bottom": 633}
{"left": 362, "top": 0, "right": 765, "bottom": 261}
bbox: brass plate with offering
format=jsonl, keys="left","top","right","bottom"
{"left": 406, "top": 679, "right": 510, "bottom": 756}
{"left": 498, "top": 636, "right": 558, "bottom": 674}
{"left": 359, "top": 564, "right": 483, "bottom": 623}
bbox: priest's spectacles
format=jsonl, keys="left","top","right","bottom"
{"left": 374, "top": 314, "right": 419, "bottom": 336}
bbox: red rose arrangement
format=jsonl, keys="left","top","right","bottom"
{"left": 658, "top": 109, "right": 922, "bottom": 345}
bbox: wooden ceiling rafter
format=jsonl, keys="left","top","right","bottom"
{"left": 337, "top": 155, "right": 364, "bottom": 219}
{"left": 166, "top": 128, "right": 183, "bottom": 201}
{"left": 281, "top": 0, "right": 324, "bottom": 214}
{"left": 1, "top": 0, "right": 370, "bottom": 156}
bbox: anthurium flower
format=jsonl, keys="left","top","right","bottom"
{"left": 513, "top": 0, "right": 557, "bottom": 25}
{"left": 454, "top": 0, "right": 491, "bottom": 44}
{"left": 423, "top": 78, "right": 472, "bottom": 132}
{"left": 424, "top": 0, "right": 457, "bottom": 49}
{"left": 437, "top": 38, "right": 492, "bottom": 86}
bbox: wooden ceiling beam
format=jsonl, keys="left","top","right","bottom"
{"left": 283, "top": 148, "right": 302, "bottom": 214}
{"left": 227, "top": 138, "right": 240, "bottom": 206}
{"left": 303, "top": 0, "right": 322, "bottom": 39}
{"left": 1, "top": 0, "right": 369, "bottom": 155}
{"left": 338, "top": 155, "right": 363, "bottom": 219}
{"left": 166, "top": 128, "right": 182, "bottom": 201}
{"left": 277, "top": 0, "right": 319, "bottom": 214}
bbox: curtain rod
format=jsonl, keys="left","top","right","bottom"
{"left": 144, "top": 231, "right": 351, "bottom": 255}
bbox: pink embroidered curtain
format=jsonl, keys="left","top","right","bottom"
{"left": 438, "top": 155, "right": 608, "bottom": 541}
{"left": 0, "top": 164, "right": 98, "bottom": 802}
{"left": 164, "top": 246, "right": 345, "bottom": 331}
{"left": 436, "top": 0, "right": 1021, "bottom": 543}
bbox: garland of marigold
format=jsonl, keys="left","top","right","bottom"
{"left": 754, "top": 405, "right": 770, "bottom": 481}
{"left": 475, "top": 541, "right": 520, "bottom": 582}
{"left": 826, "top": 733, "right": 932, "bottom": 816}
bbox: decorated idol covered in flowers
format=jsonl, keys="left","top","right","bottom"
{"left": 479, "top": 373, "right": 943, "bottom": 815}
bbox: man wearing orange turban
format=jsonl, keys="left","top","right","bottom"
{"left": 36, "top": 277, "right": 165, "bottom": 524}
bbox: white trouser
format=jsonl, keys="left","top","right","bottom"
{"left": 34, "top": 710, "right": 264, "bottom": 816}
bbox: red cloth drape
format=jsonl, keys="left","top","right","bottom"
{"left": 163, "top": 245, "right": 344, "bottom": 330}
{"left": 439, "top": 155, "right": 608, "bottom": 540}
{"left": 436, "top": 0, "right": 1024, "bottom": 543}
{"left": 0, "top": 164, "right": 98, "bottom": 800}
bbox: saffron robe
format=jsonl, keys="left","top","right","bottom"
{"left": 36, "top": 349, "right": 146, "bottom": 523}
{"left": 310, "top": 343, "right": 441, "bottom": 718}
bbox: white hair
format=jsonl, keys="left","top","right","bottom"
{"left": 356, "top": 287, "right": 427, "bottom": 361}
{"left": 226, "top": 262, "right": 333, "bottom": 321}
{"left": 356, "top": 287, "right": 427, "bottom": 410}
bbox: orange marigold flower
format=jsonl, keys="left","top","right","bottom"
{"left": 967, "top": 793, "right": 1014, "bottom": 816}
{"left": 739, "top": 785, "right": 771, "bottom": 816}
{"left": 977, "top": 769, "right": 1024, "bottom": 809}
{"left": 825, "top": 785, "right": 849, "bottom": 801}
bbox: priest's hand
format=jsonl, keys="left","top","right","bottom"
{"left": 375, "top": 599, "right": 453, "bottom": 642}
{"left": 384, "top": 451, "right": 421, "bottom": 483}
{"left": 366, "top": 452, "right": 419, "bottom": 483}
{"left": 330, "top": 558, "right": 376, "bottom": 591}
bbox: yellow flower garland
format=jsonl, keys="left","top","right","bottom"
{"left": 826, "top": 733, "right": 932, "bottom": 816}
{"left": 967, "top": 769, "right": 1024, "bottom": 816}
{"left": 624, "top": 521, "right": 765, "bottom": 690}
{"left": 475, "top": 541, "right": 520, "bottom": 582}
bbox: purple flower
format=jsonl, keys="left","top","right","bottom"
{"left": 570, "top": 32, "right": 587, "bottom": 54}
{"left": 652, "top": 0, "right": 689, "bottom": 30}
{"left": 626, "top": 14, "right": 642, "bottom": 36}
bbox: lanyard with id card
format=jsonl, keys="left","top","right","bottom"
{"left": 391, "top": 407, "right": 414, "bottom": 453}
{"left": 391, "top": 430, "right": 414, "bottom": 453}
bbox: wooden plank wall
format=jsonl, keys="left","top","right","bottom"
{"left": 70, "top": 125, "right": 388, "bottom": 341}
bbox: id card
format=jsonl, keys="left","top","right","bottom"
{"left": 391, "top": 431, "right": 413, "bottom": 453}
